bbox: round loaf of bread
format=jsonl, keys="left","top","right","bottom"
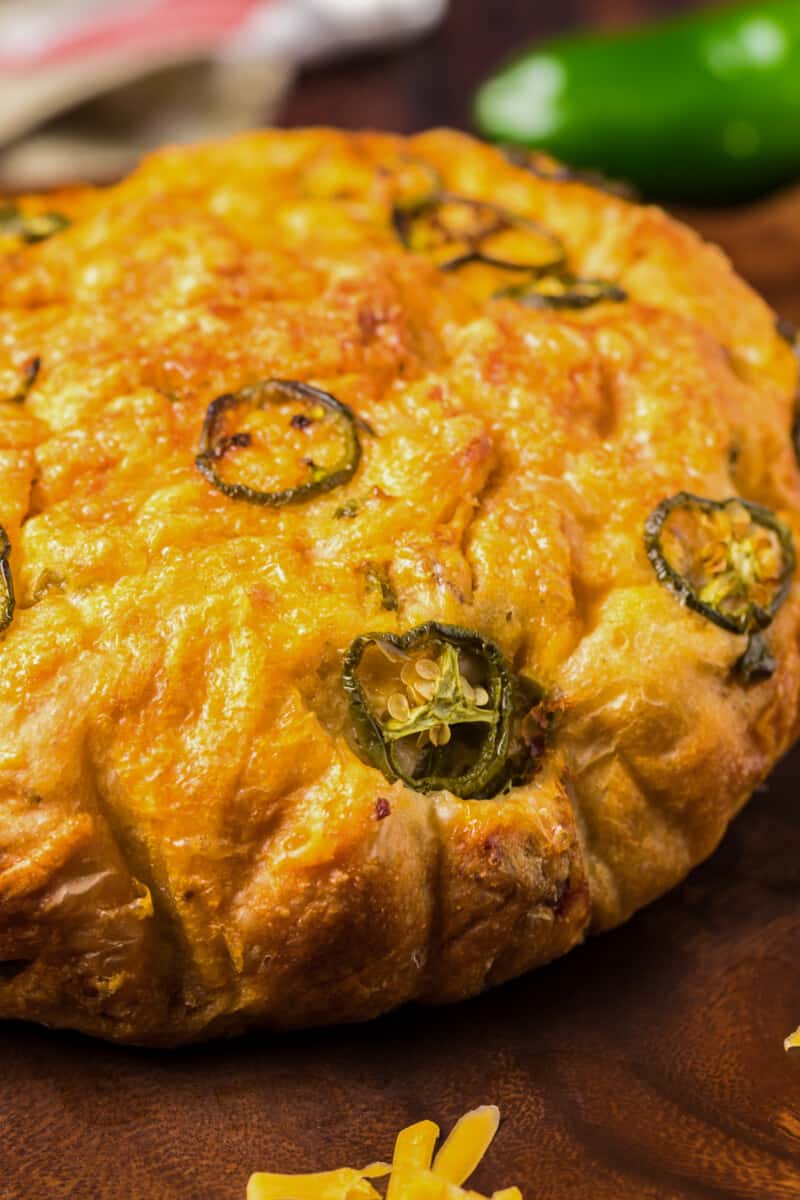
{"left": 0, "top": 129, "right": 798, "bottom": 1044}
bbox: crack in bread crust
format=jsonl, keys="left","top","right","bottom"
{"left": 0, "top": 129, "right": 798, "bottom": 1043}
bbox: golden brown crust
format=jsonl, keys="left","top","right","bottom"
{"left": 0, "top": 128, "right": 797, "bottom": 1044}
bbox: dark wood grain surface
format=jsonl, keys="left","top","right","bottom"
{"left": 3, "top": 3, "right": 800, "bottom": 1198}
{"left": 3, "top": 747, "right": 799, "bottom": 1200}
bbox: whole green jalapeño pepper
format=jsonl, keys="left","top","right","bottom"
{"left": 475, "top": 1, "right": 800, "bottom": 203}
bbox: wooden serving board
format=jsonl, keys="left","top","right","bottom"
{"left": 3, "top": 185, "right": 800, "bottom": 1200}
{"left": 2, "top": 744, "right": 799, "bottom": 1200}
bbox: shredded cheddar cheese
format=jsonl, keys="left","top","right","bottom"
{"left": 785, "top": 1027, "right": 800, "bottom": 1051}
{"left": 247, "top": 1107, "right": 518, "bottom": 1200}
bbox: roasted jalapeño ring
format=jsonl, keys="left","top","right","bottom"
{"left": 343, "top": 621, "right": 548, "bottom": 800}
{"left": 196, "top": 379, "right": 362, "bottom": 507}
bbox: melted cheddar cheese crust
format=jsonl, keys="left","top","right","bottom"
{"left": 0, "top": 129, "right": 798, "bottom": 1044}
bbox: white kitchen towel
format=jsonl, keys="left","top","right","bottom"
{"left": 0, "top": 0, "right": 446, "bottom": 188}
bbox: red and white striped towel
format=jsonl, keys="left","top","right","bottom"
{"left": 0, "top": 0, "right": 445, "bottom": 187}
{"left": 0, "top": 0, "right": 262, "bottom": 72}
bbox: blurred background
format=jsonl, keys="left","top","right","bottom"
{"left": 1, "top": 0, "right": 800, "bottom": 315}
{"left": 283, "top": 1, "right": 708, "bottom": 136}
